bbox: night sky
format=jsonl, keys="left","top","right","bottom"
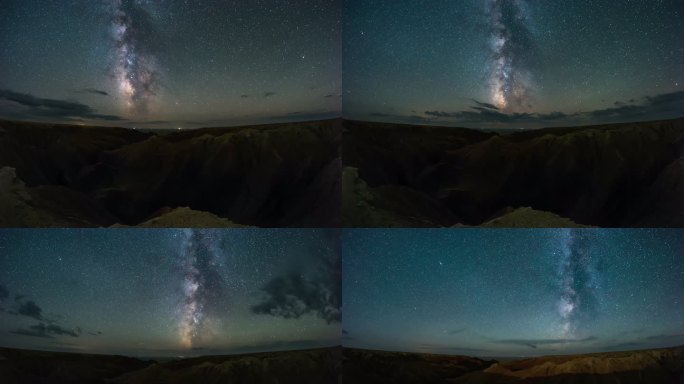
{"left": 343, "top": 229, "right": 684, "bottom": 357}
{"left": 343, "top": 0, "right": 684, "bottom": 129}
{"left": 0, "top": 229, "right": 340, "bottom": 357}
{"left": 0, "top": 0, "right": 341, "bottom": 129}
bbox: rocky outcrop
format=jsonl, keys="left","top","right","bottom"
{"left": 0, "top": 167, "right": 114, "bottom": 227}
{"left": 343, "top": 346, "right": 684, "bottom": 384}
{"left": 343, "top": 118, "right": 684, "bottom": 227}
{"left": 0, "top": 166, "right": 52, "bottom": 226}
{"left": 456, "top": 346, "right": 684, "bottom": 383}
{"left": 116, "top": 207, "right": 248, "bottom": 227}
{"left": 0, "top": 347, "right": 153, "bottom": 383}
{"left": 0, "top": 346, "right": 339, "bottom": 384}
{"left": 479, "top": 207, "right": 589, "bottom": 227}
{"left": 74, "top": 121, "right": 339, "bottom": 226}
{"left": 0, "top": 119, "right": 340, "bottom": 227}
{"left": 0, "top": 120, "right": 149, "bottom": 186}
{"left": 342, "top": 167, "right": 457, "bottom": 227}
{"left": 627, "top": 157, "right": 684, "bottom": 226}
{"left": 343, "top": 348, "right": 496, "bottom": 384}
{"left": 113, "top": 347, "right": 340, "bottom": 384}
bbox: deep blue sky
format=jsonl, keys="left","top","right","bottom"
{"left": 343, "top": 229, "right": 684, "bottom": 357}
{"left": 0, "top": 0, "right": 341, "bottom": 129}
{"left": 0, "top": 229, "right": 340, "bottom": 357}
{"left": 343, "top": 0, "right": 684, "bottom": 129}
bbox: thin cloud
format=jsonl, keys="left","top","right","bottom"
{"left": 495, "top": 336, "right": 598, "bottom": 349}
{"left": 0, "top": 89, "right": 123, "bottom": 121}
{"left": 126, "top": 120, "right": 171, "bottom": 125}
{"left": 416, "top": 344, "right": 491, "bottom": 354}
{"left": 602, "top": 342, "right": 645, "bottom": 351}
{"left": 0, "top": 283, "right": 8, "bottom": 300}
{"left": 419, "top": 90, "right": 684, "bottom": 127}
{"left": 10, "top": 328, "right": 54, "bottom": 339}
{"left": 17, "top": 300, "right": 42, "bottom": 321}
{"left": 74, "top": 88, "right": 109, "bottom": 96}
{"left": 6, "top": 292, "right": 87, "bottom": 338}
{"left": 644, "top": 333, "right": 684, "bottom": 341}
{"left": 10, "top": 323, "right": 81, "bottom": 339}
{"left": 470, "top": 99, "right": 500, "bottom": 110}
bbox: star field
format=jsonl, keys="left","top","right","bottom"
{"left": 0, "top": 229, "right": 340, "bottom": 357}
{"left": 343, "top": 0, "right": 684, "bottom": 129}
{"left": 0, "top": 0, "right": 341, "bottom": 129}
{"left": 342, "top": 229, "right": 684, "bottom": 357}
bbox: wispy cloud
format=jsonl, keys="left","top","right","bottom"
{"left": 10, "top": 323, "right": 81, "bottom": 339}
{"left": 3, "top": 285, "right": 89, "bottom": 340}
{"left": 74, "top": 88, "right": 109, "bottom": 96}
{"left": 367, "top": 90, "right": 684, "bottom": 128}
{"left": 0, "top": 89, "right": 123, "bottom": 121}
{"left": 494, "top": 336, "right": 598, "bottom": 349}
{"left": 17, "top": 300, "right": 43, "bottom": 321}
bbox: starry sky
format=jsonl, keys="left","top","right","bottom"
{"left": 0, "top": 229, "right": 340, "bottom": 357}
{"left": 0, "top": 0, "right": 341, "bottom": 129}
{"left": 343, "top": 0, "right": 684, "bottom": 129}
{"left": 343, "top": 229, "right": 684, "bottom": 357}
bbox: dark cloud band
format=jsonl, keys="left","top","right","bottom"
{"left": 252, "top": 254, "right": 341, "bottom": 324}
{"left": 419, "top": 90, "right": 684, "bottom": 127}
{"left": 0, "top": 89, "right": 123, "bottom": 121}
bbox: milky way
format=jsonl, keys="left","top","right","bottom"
{"left": 557, "top": 229, "right": 599, "bottom": 339}
{"left": 111, "top": 0, "right": 160, "bottom": 115}
{"left": 486, "top": 0, "right": 534, "bottom": 112}
{"left": 178, "top": 229, "right": 226, "bottom": 349}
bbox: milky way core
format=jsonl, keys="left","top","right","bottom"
{"left": 178, "top": 230, "right": 226, "bottom": 349}
{"left": 111, "top": 0, "right": 159, "bottom": 115}
{"left": 487, "top": 0, "right": 534, "bottom": 112}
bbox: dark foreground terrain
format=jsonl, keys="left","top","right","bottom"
{"left": 343, "top": 346, "right": 684, "bottom": 383}
{"left": 0, "top": 119, "right": 340, "bottom": 227}
{"left": 343, "top": 118, "right": 684, "bottom": 227}
{"left": 0, "top": 346, "right": 340, "bottom": 384}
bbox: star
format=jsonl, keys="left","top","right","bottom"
{"left": 0, "top": 0, "right": 341, "bottom": 129}
{"left": 342, "top": 229, "right": 684, "bottom": 356}
{"left": 0, "top": 228, "right": 340, "bottom": 356}
{"left": 342, "top": 0, "right": 682, "bottom": 129}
